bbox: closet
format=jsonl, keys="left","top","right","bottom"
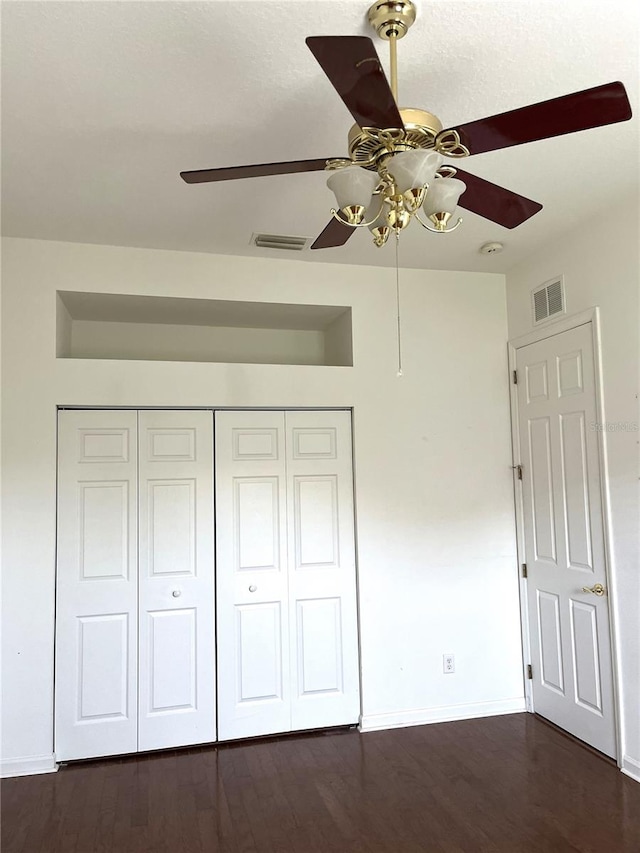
{"left": 215, "top": 410, "right": 359, "bottom": 740}
{"left": 55, "top": 410, "right": 216, "bottom": 761}
{"left": 55, "top": 408, "right": 359, "bottom": 762}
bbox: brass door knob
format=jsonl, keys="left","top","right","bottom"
{"left": 581, "top": 583, "right": 606, "bottom": 597}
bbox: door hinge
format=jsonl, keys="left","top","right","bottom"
{"left": 513, "top": 370, "right": 518, "bottom": 384}
{"left": 527, "top": 664, "right": 533, "bottom": 680}
{"left": 513, "top": 464, "right": 523, "bottom": 480}
{"left": 522, "top": 563, "right": 528, "bottom": 578}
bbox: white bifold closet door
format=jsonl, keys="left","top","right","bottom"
{"left": 56, "top": 410, "right": 139, "bottom": 760}
{"left": 215, "top": 410, "right": 359, "bottom": 741}
{"left": 55, "top": 410, "right": 215, "bottom": 761}
{"left": 137, "top": 411, "right": 216, "bottom": 752}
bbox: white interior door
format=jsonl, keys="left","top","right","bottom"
{"left": 285, "top": 411, "right": 360, "bottom": 730}
{"left": 215, "top": 411, "right": 290, "bottom": 740}
{"left": 516, "top": 323, "right": 616, "bottom": 757}
{"left": 55, "top": 410, "right": 138, "bottom": 761}
{"left": 138, "top": 410, "right": 216, "bottom": 751}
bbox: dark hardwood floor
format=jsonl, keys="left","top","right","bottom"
{"left": 2, "top": 713, "right": 639, "bottom": 852}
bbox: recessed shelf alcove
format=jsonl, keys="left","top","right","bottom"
{"left": 56, "top": 292, "right": 353, "bottom": 367}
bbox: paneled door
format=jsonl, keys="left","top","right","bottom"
{"left": 516, "top": 323, "right": 616, "bottom": 757}
{"left": 215, "top": 410, "right": 359, "bottom": 741}
{"left": 138, "top": 411, "right": 216, "bottom": 750}
{"left": 57, "top": 409, "right": 216, "bottom": 760}
{"left": 285, "top": 411, "right": 359, "bottom": 731}
{"left": 55, "top": 410, "right": 138, "bottom": 761}
{"left": 215, "top": 411, "right": 290, "bottom": 740}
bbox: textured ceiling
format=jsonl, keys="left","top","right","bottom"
{"left": 2, "top": 0, "right": 638, "bottom": 272}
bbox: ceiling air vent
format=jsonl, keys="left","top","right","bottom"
{"left": 252, "top": 233, "right": 309, "bottom": 251}
{"left": 532, "top": 276, "right": 565, "bottom": 325}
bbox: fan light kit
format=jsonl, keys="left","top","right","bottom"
{"left": 180, "top": 0, "right": 632, "bottom": 252}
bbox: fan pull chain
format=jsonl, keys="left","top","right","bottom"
{"left": 395, "top": 231, "right": 403, "bottom": 377}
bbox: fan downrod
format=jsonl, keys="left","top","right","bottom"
{"left": 367, "top": 0, "right": 417, "bottom": 40}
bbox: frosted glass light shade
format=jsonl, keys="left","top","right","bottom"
{"left": 327, "top": 166, "right": 380, "bottom": 210}
{"left": 423, "top": 178, "right": 467, "bottom": 216}
{"left": 389, "top": 150, "right": 443, "bottom": 194}
{"left": 364, "top": 193, "right": 384, "bottom": 231}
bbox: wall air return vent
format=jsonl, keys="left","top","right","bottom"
{"left": 252, "top": 233, "right": 310, "bottom": 251}
{"left": 532, "top": 276, "right": 565, "bottom": 325}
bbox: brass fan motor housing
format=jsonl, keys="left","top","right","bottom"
{"left": 347, "top": 107, "right": 444, "bottom": 170}
{"left": 368, "top": 0, "right": 417, "bottom": 40}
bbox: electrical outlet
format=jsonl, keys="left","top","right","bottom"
{"left": 443, "top": 654, "right": 455, "bottom": 674}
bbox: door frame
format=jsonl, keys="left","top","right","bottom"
{"left": 507, "top": 307, "right": 622, "bottom": 766}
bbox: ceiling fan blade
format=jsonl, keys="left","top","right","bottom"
{"left": 310, "top": 218, "right": 355, "bottom": 250}
{"left": 453, "top": 168, "right": 542, "bottom": 229}
{"left": 180, "top": 158, "right": 334, "bottom": 184}
{"left": 306, "top": 36, "right": 404, "bottom": 131}
{"left": 445, "top": 81, "right": 632, "bottom": 156}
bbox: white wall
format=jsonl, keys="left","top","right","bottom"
{"left": 506, "top": 196, "right": 640, "bottom": 781}
{"left": 66, "top": 319, "right": 327, "bottom": 365}
{"left": 1, "top": 237, "right": 524, "bottom": 774}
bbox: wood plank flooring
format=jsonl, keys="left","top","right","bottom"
{"left": 2, "top": 713, "right": 639, "bottom": 852}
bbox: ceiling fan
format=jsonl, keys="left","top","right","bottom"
{"left": 180, "top": 0, "right": 632, "bottom": 250}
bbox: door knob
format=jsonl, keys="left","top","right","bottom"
{"left": 249, "top": 584, "right": 257, "bottom": 593}
{"left": 172, "top": 589, "right": 182, "bottom": 598}
{"left": 581, "top": 583, "right": 606, "bottom": 597}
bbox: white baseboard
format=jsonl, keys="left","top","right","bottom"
{"left": 360, "top": 697, "right": 526, "bottom": 732}
{"left": 1, "top": 754, "right": 58, "bottom": 778}
{"left": 621, "top": 754, "right": 640, "bottom": 784}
